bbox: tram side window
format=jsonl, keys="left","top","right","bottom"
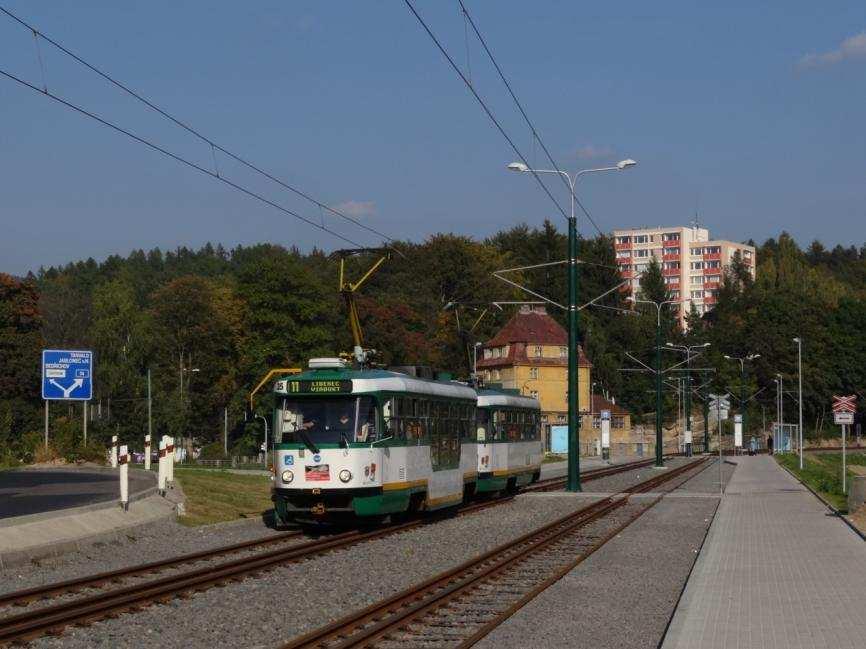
{"left": 476, "top": 408, "right": 489, "bottom": 441}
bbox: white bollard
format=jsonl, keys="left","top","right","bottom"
{"left": 166, "top": 436, "right": 175, "bottom": 487}
{"left": 111, "top": 435, "right": 118, "bottom": 468}
{"left": 119, "top": 444, "right": 129, "bottom": 511}
{"left": 144, "top": 434, "right": 151, "bottom": 471}
{"left": 157, "top": 438, "right": 167, "bottom": 495}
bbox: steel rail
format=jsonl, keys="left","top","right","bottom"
{"left": 0, "top": 456, "right": 660, "bottom": 610}
{"left": 0, "top": 497, "right": 511, "bottom": 642}
{"left": 283, "top": 458, "right": 709, "bottom": 649}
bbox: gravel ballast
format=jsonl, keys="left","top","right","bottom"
{"left": 6, "top": 458, "right": 697, "bottom": 648}
{"left": 475, "top": 458, "right": 736, "bottom": 649}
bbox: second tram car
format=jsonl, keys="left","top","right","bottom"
{"left": 474, "top": 390, "right": 543, "bottom": 493}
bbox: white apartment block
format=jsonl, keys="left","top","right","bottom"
{"left": 612, "top": 225, "right": 756, "bottom": 327}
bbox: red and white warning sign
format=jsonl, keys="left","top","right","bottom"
{"left": 832, "top": 395, "right": 856, "bottom": 425}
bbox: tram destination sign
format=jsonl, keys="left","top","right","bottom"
{"left": 279, "top": 379, "right": 353, "bottom": 394}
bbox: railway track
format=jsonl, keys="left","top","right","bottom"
{"left": 283, "top": 457, "right": 711, "bottom": 649}
{"left": 0, "top": 456, "right": 682, "bottom": 643}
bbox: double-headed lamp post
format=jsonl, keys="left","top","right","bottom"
{"left": 666, "top": 342, "right": 711, "bottom": 455}
{"left": 793, "top": 337, "right": 803, "bottom": 468}
{"left": 507, "top": 158, "right": 637, "bottom": 491}
{"left": 627, "top": 296, "right": 682, "bottom": 467}
{"left": 723, "top": 354, "right": 760, "bottom": 444}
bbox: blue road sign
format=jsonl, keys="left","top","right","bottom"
{"left": 42, "top": 349, "right": 93, "bottom": 401}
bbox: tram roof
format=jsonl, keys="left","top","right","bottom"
{"left": 477, "top": 390, "right": 540, "bottom": 410}
{"left": 274, "top": 368, "right": 477, "bottom": 400}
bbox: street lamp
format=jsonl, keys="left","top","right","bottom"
{"left": 626, "top": 295, "right": 682, "bottom": 467}
{"left": 775, "top": 373, "right": 784, "bottom": 454}
{"left": 793, "top": 337, "right": 803, "bottom": 468}
{"left": 723, "top": 354, "right": 759, "bottom": 447}
{"left": 666, "top": 342, "right": 710, "bottom": 455}
{"left": 507, "top": 158, "right": 637, "bottom": 491}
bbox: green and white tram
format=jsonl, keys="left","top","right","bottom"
{"left": 474, "top": 390, "right": 543, "bottom": 493}
{"left": 271, "top": 358, "right": 478, "bottom": 524}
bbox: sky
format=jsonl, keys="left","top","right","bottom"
{"left": 1, "top": 1, "right": 865, "bottom": 275}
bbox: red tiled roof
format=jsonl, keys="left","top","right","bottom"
{"left": 487, "top": 309, "right": 567, "bottom": 346}
{"left": 590, "top": 394, "right": 629, "bottom": 416}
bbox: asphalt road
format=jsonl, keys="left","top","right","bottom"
{"left": 0, "top": 470, "right": 153, "bottom": 519}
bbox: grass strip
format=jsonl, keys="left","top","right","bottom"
{"left": 174, "top": 468, "right": 273, "bottom": 526}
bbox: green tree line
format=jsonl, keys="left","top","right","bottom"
{"left": 1, "top": 226, "right": 863, "bottom": 463}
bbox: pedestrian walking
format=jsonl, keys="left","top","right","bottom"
{"left": 767, "top": 433, "right": 774, "bottom": 455}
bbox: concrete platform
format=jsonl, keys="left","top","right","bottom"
{"left": 662, "top": 455, "right": 866, "bottom": 649}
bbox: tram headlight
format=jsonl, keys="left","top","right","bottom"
{"left": 281, "top": 470, "right": 294, "bottom": 484}
{"left": 339, "top": 469, "right": 352, "bottom": 483}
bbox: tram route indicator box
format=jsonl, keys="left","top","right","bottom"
{"left": 284, "top": 379, "right": 352, "bottom": 394}
{"left": 42, "top": 349, "right": 93, "bottom": 401}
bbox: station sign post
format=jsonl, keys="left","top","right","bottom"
{"left": 832, "top": 395, "right": 857, "bottom": 494}
{"left": 600, "top": 410, "right": 611, "bottom": 462}
{"left": 709, "top": 394, "right": 730, "bottom": 495}
{"left": 41, "top": 350, "right": 93, "bottom": 449}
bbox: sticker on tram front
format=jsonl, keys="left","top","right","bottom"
{"left": 306, "top": 464, "right": 330, "bottom": 481}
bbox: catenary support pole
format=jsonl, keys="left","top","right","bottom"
{"left": 566, "top": 211, "right": 581, "bottom": 491}
{"left": 147, "top": 368, "right": 152, "bottom": 450}
{"left": 655, "top": 315, "right": 663, "bottom": 466}
{"left": 718, "top": 406, "right": 723, "bottom": 495}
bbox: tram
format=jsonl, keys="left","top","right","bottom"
{"left": 271, "top": 358, "right": 479, "bottom": 525}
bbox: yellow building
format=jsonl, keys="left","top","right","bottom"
{"left": 476, "top": 305, "right": 591, "bottom": 448}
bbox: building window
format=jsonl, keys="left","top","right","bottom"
{"left": 634, "top": 249, "right": 649, "bottom": 258}
{"left": 663, "top": 247, "right": 680, "bottom": 256}
{"left": 691, "top": 290, "right": 703, "bottom": 298}
{"left": 616, "top": 236, "right": 631, "bottom": 244}
{"left": 529, "top": 367, "right": 539, "bottom": 379}
{"left": 493, "top": 347, "right": 501, "bottom": 358}
{"left": 616, "top": 250, "right": 631, "bottom": 258}
{"left": 690, "top": 261, "right": 704, "bottom": 270}
{"left": 690, "top": 275, "right": 704, "bottom": 285}
{"left": 663, "top": 261, "right": 680, "bottom": 269}
{"left": 707, "top": 275, "right": 721, "bottom": 283}
{"left": 559, "top": 346, "right": 567, "bottom": 358}
{"left": 664, "top": 276, "right": 678, "bottom": 284}
{"left": 484, "top": 348, "right": 492, "bottom": 359}
{"left": 706, "top": 261, "right": 721, "bottom": 269}
{"left": 663, "top": 232, "right": 681, "bottom": 241}
{"left": 670, "top": 290, "right": 680, "bottom": 299}
{"left": 613, "top": 416, "right": 624, "bottom": 429}
{"left": 534, "top": 346, "right": 543, "bottom": 357}
{"left": 557, "top": 414, "right": 566, "bottom": 423}
{"left": 530, "top": 390, "right": 539, "bottom": 400}
{"left": 634, "top": 235, "right": 649, "bottom": 244}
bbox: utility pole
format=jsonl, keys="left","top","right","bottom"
{"left": 507, "top": 157, "right": 637, "bottom": 490}
{"left": 793, "top": 337, "right": 804, "bottom": 468}
{"left": 224, "top": 407, "right": 228, "bottom": 455}
{"left": 147, "top": 368, "right": 152, "bottom": 448}
{"left": 630, "top": 297, "right": 682, "bottom": 467}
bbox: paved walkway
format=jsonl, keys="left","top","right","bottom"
{"left": 663, "top": 455, "right": 866, "bottom": 649}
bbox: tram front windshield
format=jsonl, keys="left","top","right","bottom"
{"left": 279, "top": 397, "right": 377, "bottom": 444}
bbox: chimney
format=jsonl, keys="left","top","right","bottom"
{"left": 519, "top": 304, "right": 532, "bottom": 314}
{"left": 533, "top": 305, "right": 547, "bottom": 315}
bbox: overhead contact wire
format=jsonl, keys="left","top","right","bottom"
{"left": 403, "top": 0, "right": 570, "bottom": 223}
{"left": 456, "top": 0, "right": 605, "bottom": 237}
{"left": 0, "top": 67, "right": 364, "bottom": 249}
{"left": 0, "top": 5, "right": 396, "bottom": 247}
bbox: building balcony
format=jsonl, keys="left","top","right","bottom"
{"left": 704, "top": 295, "right": 717, "bottom": 305}
{"left": 614, "top": 242, "right": 632, "bottom": 251}
{"left": 662, "top": 253, "right": 681, "bottom": 262}
{"left": 616, "top": 256, "right": 632, "bottom": 265}
{"left": 620, "top": 270, "right": 634, "bottom": 279}
{"left": 703, "top": 253, "right": 722, "bottom": 261}
{"left": 662, "top": 268, "right": 680, "bottom": 277}
{"left": 703, "top": 281, "right": 720, "bottom": 290}
{"left": 665, "top": 283, "right": 681, "bottom": 291}
{"left": 703, "top": 267, "right": 721, "bottom": 275}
